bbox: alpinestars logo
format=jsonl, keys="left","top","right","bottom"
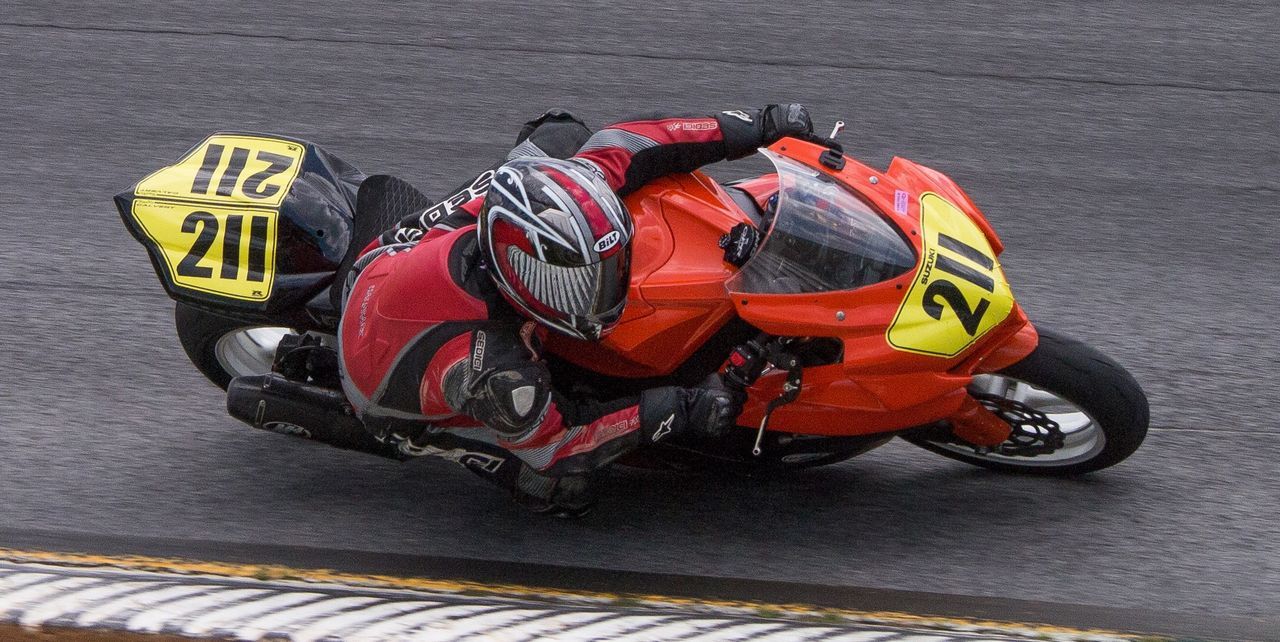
{"left": 722, "top": 110, "right": 753, "bottom": 123}
{"left": 652, "top": 413, "right": 675, "bottom": 442}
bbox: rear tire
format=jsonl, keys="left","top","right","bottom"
{"left": 902, "top": 328, "right": 1148, "bottom": 475}
{"left": 175, "top": 303, "right": 295, "bottom": 389}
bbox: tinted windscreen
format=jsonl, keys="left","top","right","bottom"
{"left": 727, "top": 151, "right": 916, "bottom": 294}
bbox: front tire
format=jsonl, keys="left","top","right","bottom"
{"left": 175, "top": 303, "right": 295, "bottom": 389}
{"left": 902, "top": 328, "right": 1148, "bottom": 475}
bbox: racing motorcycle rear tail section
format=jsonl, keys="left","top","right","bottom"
{"left": 115, "top": 132, "right": 427, "bottom": 452}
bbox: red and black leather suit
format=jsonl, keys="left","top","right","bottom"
{"left": 338, "top": 107, "right": 803, "bottom": 509}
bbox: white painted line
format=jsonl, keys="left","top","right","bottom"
{"left": 181, "top": 591, "right": 326, "bottom": 636}
{"left": 0, "top": 577, "right": 101, "bottom": 617}
{"left": 18, "top": 581, "right": 156, "bottom": 627}
{"left": 290, "top": 600, "right": 440, "bottom": 642}
{"left": 406, "top": 607, "right": 546, "bottom": 641}
{"left": 476, "top": 610, "right": 613, "bottom": 642}
{"left": 532, "top": 613, "right": 674, "bottom": 641}
{"left": 0, "top": 572, "right": 58, "bottom": 592}
{"left": 614, "top": 617, "right": 731, "bottom": 640}
{"left": 890, "top": 636, "right": 960, "bottom": 642}
{"left": 823, "top": 631, "right": 901, "bottom": 642}
{"left": 693, "top": 622, "right": 790, "bottom": 641}
{"left": 748, "top": 625, "right": 842, "bottom": 641}
{"left": 232, "top": 595, "right": 383, "bottom": 639}
{"left": 126, "top": 588, "right": 274, "bottom": 633}
{"left": 345, "top": 603, "right": 498, "bottom": 640}
{"left": 77, "top": 584, "right": 224, "bottom": 626}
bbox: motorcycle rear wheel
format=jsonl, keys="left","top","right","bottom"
{"left": 902, "top": 328, "right": 1148, "bottom": 475}
{"left": 175, "top": 303, "right": 296, "bottom": 389}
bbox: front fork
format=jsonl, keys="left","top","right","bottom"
{"left": 948, "top": 395, "right": 1013, "bottom": 447}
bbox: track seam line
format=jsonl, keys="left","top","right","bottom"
{"left": 4, "top": 21, "right": 1279, "bottom": 97}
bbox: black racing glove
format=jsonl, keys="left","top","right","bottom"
{"left": 638, "top": 375, "right": 745, "bottom": 443}
{"left": 717, "top": 103, "right": 815, "bottom": 159}
{"left": 678, "top": 375, "right": 747, "bottom": 440}
{"left": 760, "top": 103, "right": 813, "bottom": 144}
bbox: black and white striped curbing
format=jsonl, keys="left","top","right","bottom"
{"left": 0, "top": 561, "right": 1124, "bottom": 641}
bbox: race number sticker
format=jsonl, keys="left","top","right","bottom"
{"left": 130, "top": 199, "right": 279, "bottom": 301}
{"left": 135, "top": 135, "right": 305, "bottom": 208}
{"left": 886, "top": 193, "right": 1014, "bottom": 357}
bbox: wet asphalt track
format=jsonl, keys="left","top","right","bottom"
{"left": 1, "top": 0, "right": 1278, "bottom": 628}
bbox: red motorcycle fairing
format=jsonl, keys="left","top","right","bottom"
{"left": 549, "top": 139, "right": 1038, "bottom": 438}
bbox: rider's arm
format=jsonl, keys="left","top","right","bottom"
{"left": 367, "top": 104, "right": 810, "bottom": 252}
{"left": 571, "top": 104, "right": 813, "bottom": 196}
{"left": 418, "top": 322, "right": 738, "bottom": 477}
{"left": 373, "top": 110, "right": 596, "bottom": 249}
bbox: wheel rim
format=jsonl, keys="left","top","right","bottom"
{"left": 926, "top": 374, "right": 1107, "bottom": 466}
{"left": 213, "top": 327, "right": 292, "bottom": 378}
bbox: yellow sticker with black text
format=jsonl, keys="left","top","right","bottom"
{"left": 131, "top": 199, "right": 279, "bottom": 301}
{"left": 135, "top": 135, "right": 304, "bottom": 208}
{"left": 886, "top": 193, "right": 1014, "bottom": 357}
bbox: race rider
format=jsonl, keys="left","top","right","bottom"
{"left": 338, "top": 104, "right": 814, "bottom": 515}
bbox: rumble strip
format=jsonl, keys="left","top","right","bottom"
{"left": 0, "top": 551, "right": 1137, "bottom": 641}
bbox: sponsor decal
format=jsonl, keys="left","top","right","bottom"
{"left": 471, "top": 330, "right": 487, "bottom": 371}
{"left": 722, "top": 110, "right": 753, "bottom": 123}
{"left": 357, "top": 285, "right": 376, "bottom": 337}
{"left": 894, "top": 189, "right": 909, "bottom": 214}
{"left": 593, "top": 230, "right": 621, "bottom": 253}
{"left": 592, "top": 413, "right": 641, "bottom": 444}
{"left": 263, "top": 422, "right": 311, "bottom": 438}
{"left": 666, "top": 120, "right": 717, "bottom": 132}
{"left": 416, "top": 169, "right": 495, "bottom": 227}
{"left": 652, "top": 413, "right": 675, "bottom": 442}
{"left": 403, "top": 442, "right": 507, "bottom": 473}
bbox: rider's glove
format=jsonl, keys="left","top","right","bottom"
{"left": 760, "top": 103, "right": 813, "bottom": 144}
{"left": 718, "top": 103, "right": 814, "bottom": 159}
{"left": 639, "top": 375, "right": 745, "bottom": 443}
{"left": 678, "top": 375, "right": 747, "bottom": 440}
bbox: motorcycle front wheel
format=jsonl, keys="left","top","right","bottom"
{"left": 902, "top": 328, "right": 1149, "bottom": 475}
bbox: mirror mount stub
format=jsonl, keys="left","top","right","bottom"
{"left": 819, "top": 148, "right": 846, "bottom": 170}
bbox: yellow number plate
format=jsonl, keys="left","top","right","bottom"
{"left": 135, "top": 135, "right": 305, "bottom": 208}
{"left": 130, "top": 199, "right": 279, "bottom": 301}
{"left": 886, "top": 193, "right": 1015, "bottom": 357}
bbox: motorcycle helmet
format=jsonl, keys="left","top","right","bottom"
{"left": 478, "top": 157, "right": 633, "bottom": 340}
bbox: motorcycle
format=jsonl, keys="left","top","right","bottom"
{"left": 115, "top": 125, "right": 1148, "bottom": 477}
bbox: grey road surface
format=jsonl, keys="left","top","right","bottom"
{"left": 2, "top": 0, "right": 1278, "bottom": 624}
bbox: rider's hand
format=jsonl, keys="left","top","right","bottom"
{"left": 761, "top": 103, "right": 813, "bottom": 143}
{"left": 680, "top": 375, "right": 747, "bottom": 439}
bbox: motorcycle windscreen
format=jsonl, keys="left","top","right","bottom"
{"left": 115, "top": 133, "right": 364, "bottom": 314}
{"left": 726, "top": 150, "right": 915, "bottom": 294}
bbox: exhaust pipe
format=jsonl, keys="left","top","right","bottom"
{"left": 227, "top": 374, "right": 406, "bottom": 460}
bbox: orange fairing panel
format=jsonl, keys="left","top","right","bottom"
{"left": 972, "top": 319, "right": 1039, "bottom": 373}
{"left": 546, "top": 172, "right": 746, "bottom": 377}
{"left": 887, "top": 157, "right": 1003, "bottom": 255}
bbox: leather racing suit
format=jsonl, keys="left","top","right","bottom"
{"left": 338, "top": 106, "right": 809, "bottom": 512}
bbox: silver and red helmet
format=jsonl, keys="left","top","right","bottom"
{"left": 479, "top": 157, "right": 633, "bottom": 341}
